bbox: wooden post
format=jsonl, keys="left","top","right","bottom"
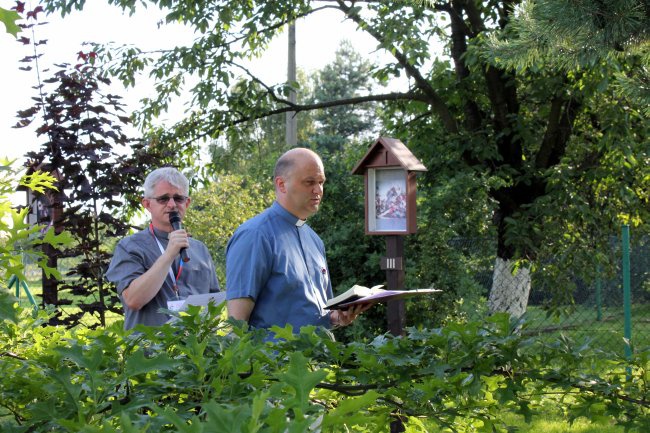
{"left": 383, "top": 235, "right": 405, "bottom": 336}
{"left": 285, "top": 22, "right": 297, "bottom": 147}
{"left": 39, "top": 191, "right": 64, "bottom": 309}
{"left": 385, "top": 239, "right": 405, "bottom": 432}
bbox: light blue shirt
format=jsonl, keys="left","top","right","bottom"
{"left": 225, "top": 201, "right": 332, "bottom": 331}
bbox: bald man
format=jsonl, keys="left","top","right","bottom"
{"left": 225, "top": 148, "right": 365, "bottom": 333}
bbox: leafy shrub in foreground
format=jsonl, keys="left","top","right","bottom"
{"left": 0, "top": 293, "right": 647, "bottom": 432}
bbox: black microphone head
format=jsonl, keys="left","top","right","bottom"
{"left": 168, "top": 211, "right": 182, "bottom": 226}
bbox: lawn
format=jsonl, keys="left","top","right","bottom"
{"left": 422, "top": 394, "right": 635, "bottom": 432}
{"left": 522, "top": 303, "right": 650, "bottom": 354}
{"left": 498, "top": 413, "right": 627, "bottom": 433}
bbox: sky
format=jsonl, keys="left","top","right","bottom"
{"left": 0, "top": 1, "right": 394, "bottom": 169}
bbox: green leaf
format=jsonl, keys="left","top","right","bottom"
{"left": 124, "top": 349, "right": 177, "bottom": 377}
{"left": 153, "top": 405, "right": 202, "bottom": 433}
{"left": 20, "top": 170, "right": 58, "bottom": 194}
{"left": 46, "top": 366, "right": 82, "bottom": 409}
{"left": 322, "top": 391, "right": 383, "bottom": 429}
{"left": 40, "top": 227, "right": 74, "bottom": 248}
{"left": 55, "top": 343, "right": 104, "bottom": 372}
{"left": 248, "top": 390, "right": 270, "bottom": 433}
{"left": 274, "top": 351, "right": 327, "bottom": 416}
{"left": 0, "top": 7, "right": 21, "bottom": 37}
{"left": 269, "top": 323, "right": 296, "bottom": 341}
{"left": 201, "top": 400, "right": 257, "bottom": 433}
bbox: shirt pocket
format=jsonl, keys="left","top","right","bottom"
{"left": 181, "top": 260, "right": 215, "bottom": 292}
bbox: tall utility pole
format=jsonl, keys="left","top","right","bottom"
{"left": 286, "top": 22, "right": 297, "bottom": 147}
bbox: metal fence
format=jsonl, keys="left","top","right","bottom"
{"left": 458, "top": 229, "right": 649, "bottom": 353}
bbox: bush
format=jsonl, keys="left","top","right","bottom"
{"left": 0, "top": 294, "right": 647, "bottom": 433}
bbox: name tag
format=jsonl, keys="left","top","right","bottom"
{"left": 167, "top": 299, "right": 185, "bottom": 312}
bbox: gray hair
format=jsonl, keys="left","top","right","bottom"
{"left": 143, "top": 167, "right": 189, "bottom": 197}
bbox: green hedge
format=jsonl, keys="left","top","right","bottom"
{"left": 0, "top": 294, "right": 648, "bottom": 433}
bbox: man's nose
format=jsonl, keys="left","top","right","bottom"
{"left": 313, "top": 183, "right": 323, "bottom": 195}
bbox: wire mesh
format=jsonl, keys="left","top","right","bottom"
{"left": 459, "top": 234, "right": 649, "bottom": 353}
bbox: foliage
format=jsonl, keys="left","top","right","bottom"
{"left": 39, "top": 1, "right": 650, "bottom": 314}
{"left": 0, "top": 293, "right": 648, "bottom": 432}
{"left": 0, "top": 4, "right": 20, "bottom": 37}
{"left": 483, "top": 0, "right": 650, "bottom": 115}
{"left": 0, "top": 159, "right": 71, "bottom": 286}
{"left": 14, "top": 50, "right": 162, "bottom": 327}
{"left": 183, "top": 173, "right": 274, "bottom": 284}
{"left": 307, "top": 40, "right": 380, "bottom": 153}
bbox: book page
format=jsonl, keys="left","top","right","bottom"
{"left": 326, "top": 284, "right": 385, "bottom": 308}
{"left": 181, "top": 292, "right": 227, "bottom": 310}
{"left": 326, "top": 288, "right": 440, "bottom": 310}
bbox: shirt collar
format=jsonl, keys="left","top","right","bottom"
{"left": 271, "top": 201, "right": 306, "bottom": 227}
{"left": 150, "top": 225, "right": 170, "bottom": 240}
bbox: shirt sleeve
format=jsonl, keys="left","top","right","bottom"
{"left": 225, "top": 227, "right": 271, "bottom": 301}
{"left": 105, "top": 238, "right": 146, "bottom": 294}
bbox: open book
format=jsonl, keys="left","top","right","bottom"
{"left": 325, "top": 284, "right": 440, "bottom": 310}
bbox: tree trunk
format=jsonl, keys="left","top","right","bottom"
{"left": 487, "top": 257, "right": 531, "bottom": 318}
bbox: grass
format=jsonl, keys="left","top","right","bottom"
{"left": 422, "top": 397, "right": 632, "bottom": 433}
{"left": 9, "top": 277, "right": 124, "bottom": 328}
{"left": 521, "top": 303, "right": 650, "bottom": 354}
{"left": 499, "top": 412, "right": 627, "bottom": 433}
{"left": 423, "top": 415, "right": 627, "bottom": 432}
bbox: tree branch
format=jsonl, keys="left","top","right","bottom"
{"left": 175, "top": 91, "right": 428, "bottom": 148}
{"left": 536, "top": 94, "right": 582, "bottom": 168}
{"left": 334, "top": 0, "right": 459, "bottom": 133}
{"left": 446, "top": 1, "right": 483, "bottom": 131}
{"left": 0, "top": 352, "right": 26, "bottom": 360}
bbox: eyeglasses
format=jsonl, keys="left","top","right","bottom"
{"left": 148, "top": 195, "right": 188, "bottom": 205}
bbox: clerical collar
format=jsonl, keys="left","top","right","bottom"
{"left": 271, "top": 201, "right": 306, "bottom": 227}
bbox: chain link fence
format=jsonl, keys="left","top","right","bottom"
{"left": 456, "top": 232, "right": 649, "bottom": 353}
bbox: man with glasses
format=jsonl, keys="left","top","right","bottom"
{"left": 107, "top": 167, "right": 220, "bottom": 330}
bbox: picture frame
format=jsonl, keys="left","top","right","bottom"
{"left": 367, "top": 168, "right": 409, "bottom": 234}
{"left": 352, "top": 137, "right": 426, "bottom": 235}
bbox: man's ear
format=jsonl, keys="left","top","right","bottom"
{"left": 275, "top": 176, "right": 286, "bottom": 194}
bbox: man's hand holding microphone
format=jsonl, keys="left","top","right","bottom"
{"left": 168, "top": 211, "right": 190, "bottom": 262}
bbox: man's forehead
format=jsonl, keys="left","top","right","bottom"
{"left": 302, "top": 171, "right": 326, "bottom": 180}
{"left": 153, "top": 180, "right": 182, "bottom": 191}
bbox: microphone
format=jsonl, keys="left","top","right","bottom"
{"left": 168, "top": 211, "right": 190, "bottom": 262}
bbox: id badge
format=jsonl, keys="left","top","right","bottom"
{"left": 167, "top": 299, "right": 185, "bottom": 312}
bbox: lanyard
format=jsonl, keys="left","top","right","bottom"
{"left": 149, "top": 223, "right": 184, "bottom": 299}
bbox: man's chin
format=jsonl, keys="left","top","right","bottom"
{"left": 304, "top": 204, "right": 320, "bottom": 217}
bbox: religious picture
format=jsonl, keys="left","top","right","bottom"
{"left": 373, "top": 169, "right": 407, "bottom": 232}
{"left": 36, "top": 194, "right": 52, "bottom": 223}
{"left": 35, "top": 194, "right": 55, "bottom": 233}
